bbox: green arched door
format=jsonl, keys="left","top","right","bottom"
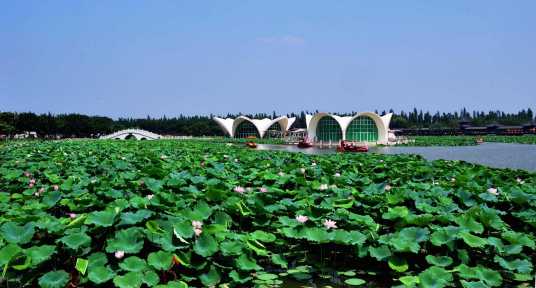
{"left": 346, "top": 116, "right": 378, "bottom": 142}
{"left": 316, "top": 116, "right": 342, "bottom": 141}
{"left": 235, "top": 121, "right": 260, "bottom": 138}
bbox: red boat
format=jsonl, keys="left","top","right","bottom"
{"left": 337, "top": 140, "right": 368, "bottom": 153}
{"left": 245, "top": 142, "right": 257, "bottom": 148}
{"left": 297, "top": 137, "right": 313, "bottom": 148}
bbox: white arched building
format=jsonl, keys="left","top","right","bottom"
{"left": 306, "top": 112, "right": 392, "bottom": 144}
{"left": 213, "top": 116, "right": 296, "bottom": 138}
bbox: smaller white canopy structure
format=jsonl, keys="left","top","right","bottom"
{"left": 100, "top": 129, "right": 161, "bottom": 140}
{"left": 213, "top": 116, "right": 296, "bottom": 138}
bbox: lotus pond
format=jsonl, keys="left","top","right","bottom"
{"left": 396, "top": 135, "right": 536, "bottom": 147}
{"left": 0, "top": 140, "right": 535, "bottom": 287}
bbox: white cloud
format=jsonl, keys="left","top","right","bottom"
{"left": 256, "top": 35, "right": 305, "bottom": 46}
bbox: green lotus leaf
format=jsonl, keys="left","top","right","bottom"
{"left": 430, "top": 226, "right": 459, "bottom": 246}
{"left": 58, "top": 231, "right": 91, "bottom": 250}
{"left": 38, "top": 270, "right": 70, "bottom": 288}
{"left": 119, "top": 256, "right": 147, "bottom": 272}
{"left": 493, "top": 256, "right": 533, "bottom": 274}
{"left": 271, "top": 254, "right": 288, "bottom": 268}
{"left": 199, "top": 265, "right": 221, "bottom": 286}
{"left": 304, "top": 227, "right": 330, "bottom": 243}
{"left": 220, "top": 240, "right": 243, "bottom": 256}
{"left": 193, "top": 234, "right": 218, "bottom": 257}
{"left": 344, "top": 278, "right": 366, "bottom": 286}
{"left": 106, "top": 227, "right": 144, "bottom": 254}
{"left": 418, "top": 266, "right": 453, "bottom": 288}
{"left": 383, "top": 206, "right": 409, "bottom": 220}
{"left": 399, "top": 275, "right": 420, "bottom": 286}
{"left": 75, "top": 258, "right": 89, "bottom": 275}
{"left": 86, "top": 210, "right": 116, "bottom": 227}
{"left": 88, "top": 265, "right": 115, "bottom": 284}
{"left": 501, "top": 231, "right": 535, "bottom": 248}
{"left": 455, "top": 264, "right": 502, "bottom": 287}
{"left": 119, "top": 210, "right": 153, "bottom": 225}
{"left": 459, "top": 232, "right": 487, "bottom": 248}
{"left": 388, "top": 255, "right": 408, "bottom": 272}
{"left": 88, "top": 252, "right": 108, "bottom": 266}
{"left": 0, "top": 243, "right": 22, "bottom": 266}
{"left": 454, "top": 215, "right": 484, "bottom": 234}
{"left": 143, "top": 178, "right": 163, "bottom": 193}
{"left": 41, "top": 191, "right": 62, "bottom": 208}
{"left": 460, "top": 281, "right": 489, "bottom": 288}
{"left": 142, "top": 270, "right": 160, "bottom": 286}
{"left": 147, "top": 250, "right": 173, "bottom": 270}
{"left": 236, "top": 254, "right": 261, "bottom": 271}
{"left": 154, "top": 280, "right": 189, "bottom": 288}
{"left": 369, "top": 245, "right": 392, "bottom": 260}
{"left": 25, "top": 245, "right": 56, "bottom": 266}
{"left": 249, "top": 230, "right": 276, "bottom": 242}
{"left": 425, "top": 255, "right": 453, "bottom": 267}
{"left": 0, "top": 222, "right": 35, "bottom": 244}
{"left": 229, "top": 270, "right": 253, "bottom": 284}
{"left": 113, "top": 271, "right": 143, "bottom": 288}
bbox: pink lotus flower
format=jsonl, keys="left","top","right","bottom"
{"left": 24, "top": 171, "right": 31, "bottom": 177}
{"left": 323, "top": 219, "right": 337, "bottom": 229}
{"left": 147, "top": 194, "right": 154, "bottom": 200}
{"left": 53, "top": 185, "right": 59, "bottom": 191}
{"left": 30, "top": 179, "right": 36, "bottom": 184}
{"left": 192, "top": 220, "right": 203, "bottom": 229}
{"left": 259, "top": 187, "right": 268, "bottom": 193}
{"left": 68, "top": 213, "right": 77, "bottom": 218}
{"left": 38, "top": 187, "right": 45, "bottom": 194}
{"left": 296, "top": 215, "right": 309, "bottom": 223}
{"left": 194, "top": 228, "right": 203, "bottom": 236}
{"left": 234, "top": 186, "right": 245, "bottom": 194}
{"left": 114, "top": 251, "right": 125, "bottom": 259}
{"left": 384, "top": 184, "right": 392, "bottom": 191}
{"left": 487, "top": 187, "right": 498, "bottom": 195}
{"left": 319, "top": 184, "right": 328, "bottom": 191}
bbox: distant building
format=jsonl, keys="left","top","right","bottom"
{"left": 213, "top": 116, "right": 296, "bottom": 138}
{"left": 214, "top": 112, "right": 393, "bottom": 144}
{"left": 305, "top": 112, "right": 392, "bottom": 144}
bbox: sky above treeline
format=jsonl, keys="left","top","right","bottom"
{"left": 1, "top": 1, "right": 535, "bottom": 118}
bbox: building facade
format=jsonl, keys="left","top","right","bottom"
{"left": 213, "top": 116, "right": 296, "bottom": 138}
{"left": 306, "top": 112, "right": 392, "bottom": 144}
{"left": 213, "top": 112, "right": 392, "bottom": 144}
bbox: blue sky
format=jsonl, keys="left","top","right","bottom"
{"left": 1, "top": 1, "right": 535, "bottom": 118}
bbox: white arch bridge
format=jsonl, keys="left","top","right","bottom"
{"left": 100, "top": 129, "right": 162, "bottom": 140}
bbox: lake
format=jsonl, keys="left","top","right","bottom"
{"left": 256, "top": 143, "right": 536, "bottom": 172}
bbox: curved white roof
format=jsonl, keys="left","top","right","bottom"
{"left": 306, "top": 112, "right": 393, "bottom": 144}
{"left": 213, "top": 116, "right": 296, "bottom": 138}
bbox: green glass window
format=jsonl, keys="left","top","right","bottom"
{"left": 265, "top": 122, "right": 282, "bottom": 138}
{"left": 235, "top": 121, "right": 260, "bottom": 138}
{"left": 346, "top": 116, "right": 378, "bottom": 142}
{"left": 316, "top": 116, "right": 342, "bottom": 141}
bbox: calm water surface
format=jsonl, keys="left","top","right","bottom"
{"left": 256, "top": 143, "right": 536, "bottom": 171}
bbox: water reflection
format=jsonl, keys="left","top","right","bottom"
{"left": 256, "top": 143, "right": 536, "bottom": 171}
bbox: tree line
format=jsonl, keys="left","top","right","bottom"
{"left": 0, "top": 108, "right": 534, "bottom": 137}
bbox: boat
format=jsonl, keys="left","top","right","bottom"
{"left": 337, "top": 140, "right": 368, "bottom": 153}
{"left": 245, "top": 142, "right": 257, "bottom": 148}
{"left": 297, "top": 137, "right": 313, "bottom": 148}
{"left": 475, "top": 137, "right": 484, "bottom": 145}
